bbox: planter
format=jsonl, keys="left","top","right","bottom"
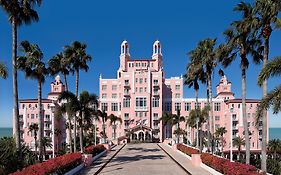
{"left": 92, "top": 150, "right": 107, "bottom": 162}
{"left": 83, "top": 154, "right": 92, "bottom": 167}
{"left": 191, "top": 154, "right": 201, "bottom": 167}
{"left": 64, "top": 164, "right": 84, "bottom": 175}
{"left": 200, "top": 163, "right": 223, "bottom": 175}
{"left": 172, "top": 144, "right": 178, "bottom": 151}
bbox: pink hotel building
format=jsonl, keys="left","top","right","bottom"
{"left": 97, "top": 40, "right": 268, "bottom": 153}
{"left": 15, "top": 40, "right": 268, "bottom": 156}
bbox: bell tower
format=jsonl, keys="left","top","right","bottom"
{"left": 119, "top": 40, "right": 130, "bottom": 71}
{"left": 152, "top": 40, "right": 163, "bottom": 71}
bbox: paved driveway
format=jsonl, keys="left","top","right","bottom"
{"left": 98, "top": 143, "right": 187, "bottom": 175}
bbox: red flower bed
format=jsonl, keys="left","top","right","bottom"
{"left": 10, "top": 153, "right": 82, "bottom": 175}
{"left": 201, "top": 153, "right": 263, "bottom": 175}
{"left": 84, "top": 144, "right": 106, "bottom": 156}
{"left": 177, "top": 144, "right": 199, "bottom": 156}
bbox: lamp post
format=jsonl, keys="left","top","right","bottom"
{"left": 50, "top": 103, "right": 55, "bottom": 158}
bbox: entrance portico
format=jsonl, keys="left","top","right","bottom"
{"left": 126, "top": 125, "right": 153, "bottom": 142}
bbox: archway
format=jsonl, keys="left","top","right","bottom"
{"left": 145, "top": 131, "right": 151, "bottom": 141}
{"left": 138, "top": 132, "right": 144, "bottom": 141}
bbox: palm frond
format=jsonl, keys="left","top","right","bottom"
{"left": 258, "top": 56, "right": 281, "bottom": 86}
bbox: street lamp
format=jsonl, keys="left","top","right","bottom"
{"left": 50, "top": 103, "right": 55, "bottom": 158}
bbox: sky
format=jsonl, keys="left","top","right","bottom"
{"left": 0, "top": 0, "right": 280, "bottom": 128}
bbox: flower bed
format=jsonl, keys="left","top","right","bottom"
{"left": 84, "top": 144, "right": 106, "bottom": 156}
{"left": 201, "top": 153, "right": 263, "bottom": 175}
{"left": 176, "top": 144, "right": 199, "bottom": 156}
{"left": 10, "top": 153, "right": 82, "bottom": 175}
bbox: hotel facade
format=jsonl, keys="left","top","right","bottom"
{"left": 97, "top": 40, "right": 268, "bottom": 152}
{"left": 14, "top": 40, "right": 268, "bottom": 155}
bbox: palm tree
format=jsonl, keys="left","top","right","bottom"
{"left": 173, "top": 128, "right": 187, "bottom": 143}
{"left": 172, "top": 109, "right": 185, "bottom": 144}
{"left": 54, "top": 128, "right": 61, "bottom": 153}
{"left": 268, "top": 139, "right": 281, "bottom": 160}
{"left": 109, "top": 114, "right": 122, "bottom": 140}
{"left": 233, "top": 136, "right": 245, "bottom": 161}
{"left": 215, "top": 127, "right": 227, "bottom": 156}
{"left": 159, "top": 112, "right": 174, "bottom": 139}
{"left": 97, "top": 110, "right": 109, "bottom": 143}
{"left": 0, "top": 61, "right": 8, "bottom": 79}
{"left": 41, "top": 137, "right": 52, "bottom": 158}
{"left": 186, "top": 107, "right": 209, "bottom": 152}
{"left": 220, "top": 2, "right": 263, "bottom": 164}
{"left": 257, "top": 56, "right": 281, "bottom": 117}
{"left": 28, "top": 123, "right": 39, "bottom": 157}
{"left": 254, "top": 1, "right": 281, "bottom": 171}
{"left": 17, "top": 41, "right": 49, "bottom": 162}
{"left": 48, "top": 52, "right": 70, "bottom": 91}
{"left": 64, "top": 41, "right": 92, "bottom": 152}
{"left": 0, "top": 0, "right": 42, "bottom": 162}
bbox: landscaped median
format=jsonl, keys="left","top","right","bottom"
{"left": 9, "top": 144, "right": 107, "bottom": 175}
{"left": 176, "top": 144, "right": 264, "bottom": 175}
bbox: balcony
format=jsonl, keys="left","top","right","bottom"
{"left": 124, "top": 116, "right": 129, "bottom": 121}
{"left": 153, "top": 83, "right": 160, "bottom": 89}
{"left": 232, "top": 125, "right": 238, "bottom": 130}
{"left": 135, "top": 106, "right": 148, "bottom": 111}
{"left": 153, "top": 126, "right": 160, "bottom": 130}
{"left": 124, "top": 92, "right": 130, "bottom": 97}
{"left": 44, "top": 118, "right": 51, "bottom": 123}
{"left": 153, "top": 92, "right": 160, "bottom": 97}
{"left": 153, "top": 116, "right": 158, "bottom": 120}
{"left": 232, "top": 116, "right": 238, "bottom": 121}
{"left": 124, "top": 82, "right": 130, "bottom": 88}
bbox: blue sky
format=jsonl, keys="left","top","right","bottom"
{"left": 0, "top": 0, "right": 280, "bottom": 127}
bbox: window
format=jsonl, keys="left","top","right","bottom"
{"left": 184, "top": 103, "right": 191, "bottom": 111}
{"left": 247, "top": 113, "right": 251, "bottom": 118}
{"left": 238, "top": 104, "right": 241, "bottom": 108}
{"left": 215, "top": 116, "right": 220, "bottom": 121}
{"left": 215, "top": 124, "right": 220, "bottom": 129}
{"left": 142, "top": 63, "right": 145, "bottom": 67}
{"left": 124, "top": 113, "right": 129, "bottom": 120}
{"left": 45, "top": 115, "right": 50, "bottom": 120}
{"left": 112, "top": 85, "right": 117, "bottom": 91}
{"left": 135, "top": 87, "right": 138, "bottom": 92}
{"left": 175, "top": 93, "right": 180, "bottom": 98}
{"left": 195, "top": 102, "right": 201, "bottom": 109}
{"left": 29, "top": 104, "right": 32, "bottom": 108}
{"left": 36, "top": 114, "right": 38, "bottom": 118}
{"left": 112, "top": 93, "right": 117, "bottom": 99}
{"left": 124, "top": 89, "right": 129, "bottom": 94}
{"left": 164, "top": 102, "right": 172, "bottom": 111}
{"left": 153, "top": 113, "right": 158, "bottom": 120}
{"left": 139, "top": 78, "right": 143, "bottom": 84}
{"left": 135, "top": 78, "right": 138, "bottom": 83}
{"left": 140, "top": 87, "right": 143, "bottom": 93}
{"left": 175, "top": 85, "right": 180, "bottom": 90}
{"left": 111, "top": 103, "right": 118, "bottom": 111}
{"left": 214, "top": 103, "right": 221, "bottom": 111}
{"left": 152, "top": 98, "right": 159, "bottom": 107}
{"left": 151, "top": 63, "right": 154, "bottom": 67}
{"left": 153, "top": 79, "right": 158, "bottom": 85}
{"left": 22, "top": 104, "right": 25, "bottom": 109}
{"left": 175, "top": 102, "right": 181, "bottom": 111}
{"left": 102, "top": 93, "right": 107, "bottom": 99}
{"left": 102, "top": 85, "right": 107, "bottom": 90}
{"left": 144, "top": 78, "right": 147, "bottom": 83}
{"left": 136, "top": 97, "right": 147, "bottom": 110}
{"left": 124, "top": 80, "right": 129, "bottom": 85}
{"left": 144, "top": 87, "right": 147, "bottom": 92}
{"left": 123, "top": 98, "right": 130, "bottom": 108}
{"left": 248, "top": 122, "right": 250, "bottom": 127}
{"left": 31, "top": 114, "right": 34, "bottom": 119}
{"left": 101, "top": 103, "right": 108, "bottom": 111}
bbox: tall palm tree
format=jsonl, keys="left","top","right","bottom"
{"left": 28, "top": 123, "right": 38, "bottom": 157}
{"left": 172, "top": 109, "right": 185, "bottom": 144}
{"left": 184, "top": 59, "right": 206, "bottom": 147}
{"left": 64, "top": 41, "right": 92, "bottom": 152}
{"left": 97, "top": 110, "right": 109, "bottom": 143}
{"left": 215, "top": 127, "right": 227, "bottom": 156}
{"left": 17, "top": 41, "right": 49, "bottom": 162}
{"left": 159, "top": 112, "right": 174, "bottom": 139}
{"left": 255, "top": 1, "right": 281, "bottom": 171}
{"left": 186, "top": 107, "right": 209, "bottom": 152}
{"left": 48, "top": 52, "right": 70, "bottom": 91}
{"left": 0, "top": 61, "right": 8, "bottom": 79}
{"left": 0, "top": 0, "right": 42, "bottom": 162}
{"left": 109, "top": 114, "right": 122, "bottom": 140}
{"left": 268, "top": 139, "right": 281, "bottom": 160}
{"left": 233, "top": 136, "right": 245, "bottom": 161}
{"left": 257, "top": 56, "right": 281, "bottom": 116}
{"left": 220, "top": 2, "right": 263, "bottom": 164}
{"left": 41, "top": 137, "right": 52, "bottom": 158}
{"left": 173, "top": 128, "right": 187, "bottom": 143}
{"left": 54, "top": 128, "right": 61, "bottom": 153}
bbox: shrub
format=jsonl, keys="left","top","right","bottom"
{"left": 10, "top": 153, "right": 82, "bottom": 175}
{"left": 84, "top": 144, "right": 106, "bottom": 156}
{"left": 177, "top": 144, "right": 199, "bottom": 156}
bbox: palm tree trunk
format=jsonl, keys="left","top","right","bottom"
{"left": 79, "top": 112, "right": 84, "bottom": 153}
{"left": 113, "top": 123, "right": 116, "bottom": 140}
{"left": 206, "top": 78, "right": 211, "bottom": 152}
{"left": 209, "top": 74, "right": 214, "bottom": 153}
{"left": 68, "top": 118, "right": 73, "bottom": 152}
{"left": 12, "top": 18, "right": 22, "bottom": 163}
{"left": 261, "top": 36, "right": 269, "bottom": 172}
{"left": 38, "top": 81, "right": 43, "bottom": 162}
{"left": 34, "top": 134, "right": 37, "bottom": 159}
{"left": 195, "top": 89, "right": 199, "bottom": 149}
{"left": 73, "top": 69, "right": 79, "bottom": 152}
{"left": 242, "top": 67, "right": 250, "bottom": 164}
{"left": 63, "top": 73, "right": 68, "bottom": 92}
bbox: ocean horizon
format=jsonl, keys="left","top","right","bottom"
{"left": 1, "top": 127, "right": 281, "bottom": 140}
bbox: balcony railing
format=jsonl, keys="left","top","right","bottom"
{"left": 153, "top": 116, "right": 158, "bottom": 120}
{"left": 135, "top": 106, "right": 148, "bottom": 111}
{"left": 153, "top": 126, "right": 159, "bottom": 129}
